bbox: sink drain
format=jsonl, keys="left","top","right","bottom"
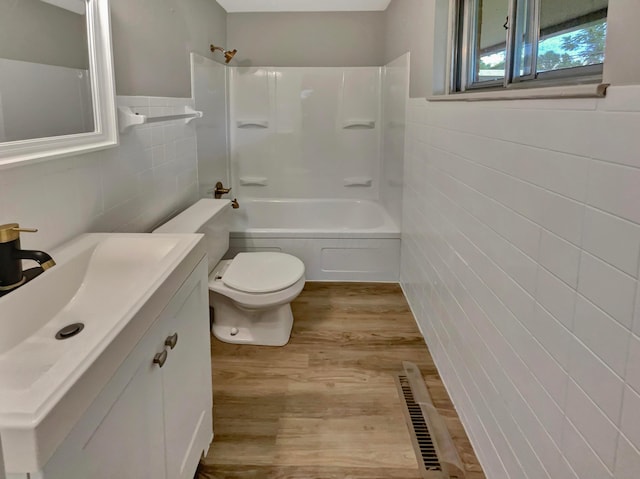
{"left": 55, "top": 323, "right": 85, "bottom": 340}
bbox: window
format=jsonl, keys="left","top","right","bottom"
{"left": 453, "top": 0, "right": 608, "bottom": 92}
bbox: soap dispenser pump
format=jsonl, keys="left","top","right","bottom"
{"left": 0, "top": 223, "right": 55, "bottom": 297}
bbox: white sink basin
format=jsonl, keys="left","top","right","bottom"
{"left": 0, "top": 233, "right": 205, "bottom": 472}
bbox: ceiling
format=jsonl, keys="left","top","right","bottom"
{"left": 216, "top": 0, "right": 392, "bottom": 13}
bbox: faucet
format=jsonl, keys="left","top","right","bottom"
{"left": 0, "top": 223, "right": 55, "bottom": 297}
{"left": 212, "top": 181, "right": 231, "bottom": 199}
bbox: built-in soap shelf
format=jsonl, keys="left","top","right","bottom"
{"left": 342, "top": 120, "right": 376, "bottom": 129}
{"left": 239, "top": 176, "right": 269, "bottom": 186}
{"left": 236, "top": 120, "right": 269, "bottom": 129}
{"left": 118, "top": 106, "right": 204, "bottom": 133}
{"left": 344, "top": 177, "right": 372, "bottom": 187}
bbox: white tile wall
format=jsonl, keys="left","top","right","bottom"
{"left": 401, "top": 85, "right": 640, "bottom": 479}
{"left": 621, "top": 386, "right": 640, "bottom": 452}
{"left": 0, "top": 96, "right": 199, "bottom": 251}
{"left": 616, "top": 434, "right": 640, "bottom": 479}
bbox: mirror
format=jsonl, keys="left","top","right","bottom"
{"left": 0, "top": 0, "right": 117, "bottom": 168}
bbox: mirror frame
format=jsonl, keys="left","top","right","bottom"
{"left": 0, "top": 0, "right": 118, "bottom": 169}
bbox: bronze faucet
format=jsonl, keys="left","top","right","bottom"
{"left": 0, "top": 223, "right": 55, "bottom": 297}
{"left": 213, "top": 181, "right": 231, "bottom": 199}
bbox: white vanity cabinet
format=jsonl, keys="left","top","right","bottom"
{"left": 13, "top": 258, "right": 213, "bottom": 479}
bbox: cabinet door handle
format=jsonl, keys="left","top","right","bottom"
{"left": 165, "top": 333, "right": 178, "bottom": 349}
{"left": 153, "top": 349, "right": 168, "bottom": 368}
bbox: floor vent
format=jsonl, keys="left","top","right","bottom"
{"left": 396, "top": 362, "right": 466, "bottom": 479}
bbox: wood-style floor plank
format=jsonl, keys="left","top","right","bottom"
{"left": 198, "top": 282, "right": 485, "bottom": 479}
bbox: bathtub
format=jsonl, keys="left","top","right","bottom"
{"left": 226, "top": 199, "right": 400, "bottom": 281}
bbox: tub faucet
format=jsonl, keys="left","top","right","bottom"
{"left": 0, "top": 223, "right": 55, "bottom": 297}
{"left": 213, "top": 181, "right": 231, "bottom": 199}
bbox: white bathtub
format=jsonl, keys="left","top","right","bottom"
{"left": 227, "top": 199, "right": 400, "bottom": 281}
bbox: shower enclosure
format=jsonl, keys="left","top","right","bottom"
{"left": 192, "top": 53, "right": 409, "bottom": 281}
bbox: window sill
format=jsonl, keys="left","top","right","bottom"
{"left": 428, "top": 83, "right": 609, "bottom": 102}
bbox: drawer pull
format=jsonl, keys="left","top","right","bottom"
{"left": 153, "top": 350, "right": 168, "bottom": 368}
{"left": 165, "top": 333, "right": 178, "bottom": 349}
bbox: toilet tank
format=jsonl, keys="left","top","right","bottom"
{"left": 153, "top": 199, "right": 230, "bottom": 274}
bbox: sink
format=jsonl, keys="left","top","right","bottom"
{"left": 0, "top": 233, "right": 205, "bottom": 472}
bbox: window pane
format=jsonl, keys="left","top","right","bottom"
{"left": 472, "top": 0, "right": 509, "bottom": 83}
{"left": 536, "top": 0, "right": 607, "bottom": 74}
{"left": 514, "top": 0, "right": 537, "bottom": 78}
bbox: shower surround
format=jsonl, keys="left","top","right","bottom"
{"left": 193, "top": 55, "right": 409, "bottom": 281}
{"left": 229, "top": 66, "right": 383, "bottom": 202}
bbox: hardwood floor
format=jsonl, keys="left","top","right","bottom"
{"left": 197, "top": 283, "right": 485, "bottom": 479}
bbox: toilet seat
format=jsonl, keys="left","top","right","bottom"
{"left": 209, "top": 255, "right": 306, "bottom": 310}
{"left": 221, "top": 252, "right": 305, "bottom": 293}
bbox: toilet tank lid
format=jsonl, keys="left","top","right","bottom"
{"left": 153, "top": 199, "right": 230, "bottom": 234}
{"left": 223, "top": 252, "right": 305, "bottom": 293}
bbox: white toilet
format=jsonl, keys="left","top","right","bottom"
{"left": 153, "top": 199, "right": 305, "bottom": 346}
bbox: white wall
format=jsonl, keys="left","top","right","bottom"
{"left": 229, "top": 66, "right": 381, "bottom": 200}
{"left": 110, "top": 0, "right": 227, "bottom": 97}
{"left": 0, "top": 96, "right": 199, "bottom": 251}
{"left": 383, "top": 0, "right": 432, "bottom": 98}
{"left": 602, "top": 0, "right": 640, "bottom": 86}
{"left": 401, "top": 86, "right": 640, "bottom": 479}
{"left": 226, "top": 12, "right": 385, "bottom": 68}
{"left": 380, "top": 53, "right": 409, "bottom": 228}
{"left": 191, "top": 53, "right": 229, "bottom": 197}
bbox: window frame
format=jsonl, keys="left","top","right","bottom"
{"left": 452, "top": 0, "right": 607, "bottom": 94}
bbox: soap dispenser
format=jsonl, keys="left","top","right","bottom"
{"left": 0, "top": 223, "right": 55, "bottom": 297}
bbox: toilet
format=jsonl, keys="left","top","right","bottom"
{"left": 153, "top": 199, "right": 305, "bottom": 346}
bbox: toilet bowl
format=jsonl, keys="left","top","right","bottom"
{"left": 153, "top": 199, "right": 305, "bottom": 346}
{"left": 209, "top": 253, "right": 305, "bottom": 346}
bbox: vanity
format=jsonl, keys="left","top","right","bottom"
{"left": 0, "top": 233, "right": 213, "bottom": 478}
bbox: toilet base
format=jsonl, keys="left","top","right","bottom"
{"left": 209, "top": 291, "right": 294, "bottom": 346}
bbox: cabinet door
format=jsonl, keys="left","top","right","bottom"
{"left": 41, "top": 326, "right": 167, "bottom": 479}
{"left": 160, "top": 265, "right": 213, "bottom": 479}
{"left": 80, "top": 358, "right": 166, "bottom": 479}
